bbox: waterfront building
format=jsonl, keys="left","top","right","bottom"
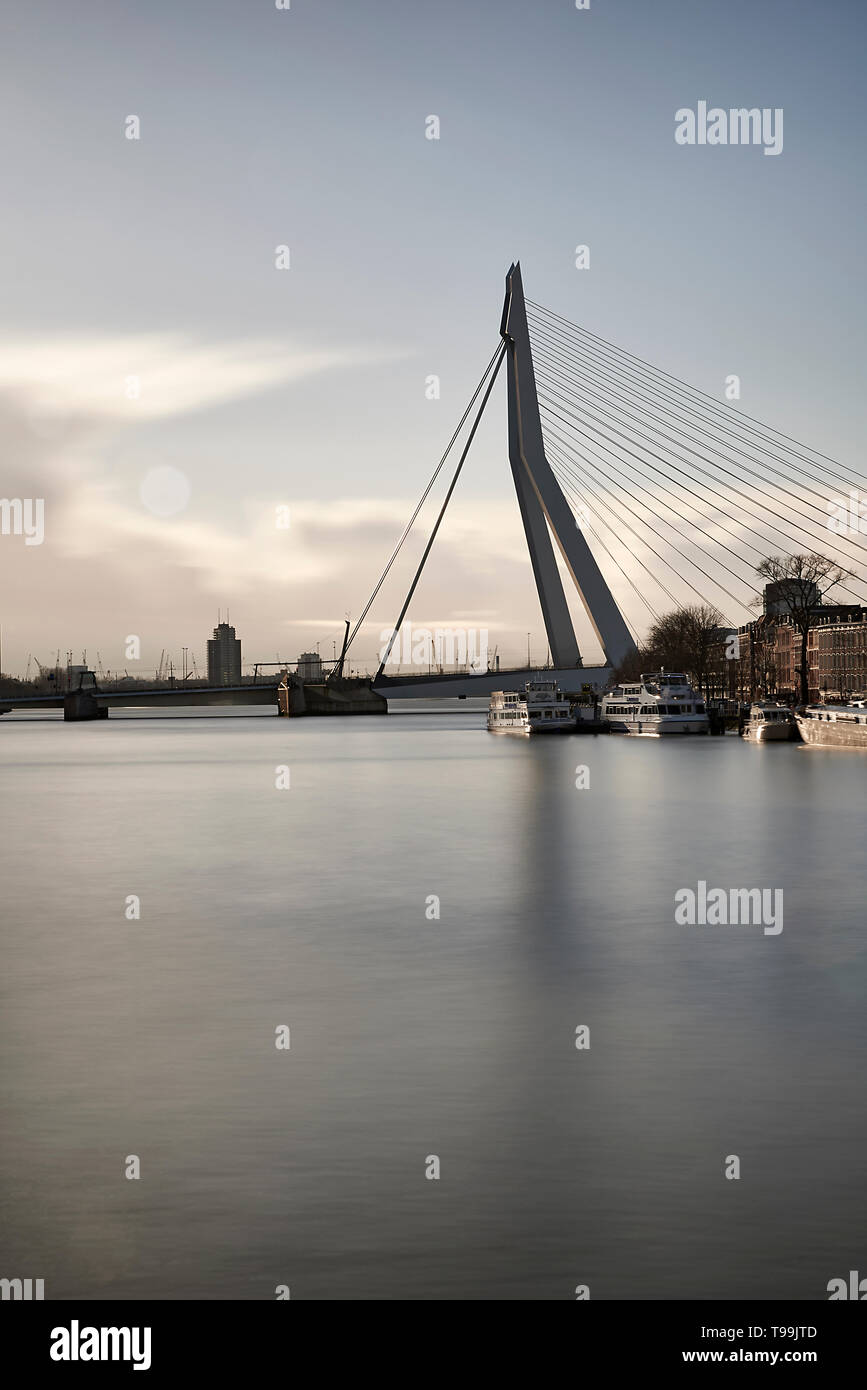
{"left": 705, "top": 594, "right": 867, "bottom": 702}
{"left": 808, "top": 611, "right": 867, "bottom": 699}
{"left": 296, "top": 651, "right": 324, "bottom": 682}
{"left": 207, "top": 622, "right": 242, "bottom": 686}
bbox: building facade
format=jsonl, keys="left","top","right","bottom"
{"left": 207, "top": 622, "right": 242, "bottom": 686}
{"left": 705, "top": 598, "right": 867, "bottom": 702}
{"left": 296, "top": 651, "right": 324, "bottom": 682}
{"left": 808, "top": 612, "right": 867, "bottom": 698}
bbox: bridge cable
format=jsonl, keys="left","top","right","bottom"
{"left": 529, "top": 324, "right": 867, "bottom": 573}
{"left": 540, "top": 410, "right": 758, "bottom": 610}
{"left": 344, "top": 341, "right": 504, "bottom": 658}
{"left": 544, "top": 441, "right": 660, "bottom": 626}
{"left": 545, "top": 432, "right": 738, "bottom": 622}
{"left": 540, "top": 391, "right": 771, "bottom": 590}
{"left": 549, "top": 450, "right": 683, "bottom": 610}
{"left": 528, "top": 316, "right": 862, "bottom": 519}
{"left": 545, "top": 428, "right": 746, "bottom": 615}
{"left": 527, "top": 298, "right": 867, "bottom": 493}
{"left": 534, "top": 371, "right": 867, "bottom": 602}
{"left": 373, "top": 341, "right": 507, "bottom": 681}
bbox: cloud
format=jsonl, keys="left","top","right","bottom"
{"left": 0, "top": 333, "right": 401, "bottom": 423}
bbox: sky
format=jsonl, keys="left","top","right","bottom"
{"left": 1, "top": 0, "right": 866, "bottom": 676}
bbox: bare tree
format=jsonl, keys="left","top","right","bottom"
{"left": 681, "top": 604, "right": 725, "bottom": 695}
{"left": 612, "top": 604, "right": 724, "bottom": 691}
{"left": 639, "top": 603, "right": 724, "bottom": 692}
{"left": 611, "top": 646, "right": 648, "bottom": 683}
{"left": 754, "top": 554, "right": 848, "bottom": 703}
{"left": 646, "top": 609, "right": 692, "bottom": 673}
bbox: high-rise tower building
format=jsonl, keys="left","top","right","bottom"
{"left": 207, "top": 621, "right": 241, "bottom": 686}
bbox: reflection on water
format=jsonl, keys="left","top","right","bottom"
{"left": 1, "top": 709, "right": 864, "bottom": 1299}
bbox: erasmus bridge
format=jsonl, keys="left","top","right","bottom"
{"left": 348, "top": 261, "right": 867, "bottom": 700}
{"left": 5, "top": 262, "right": 867, "bottom": 718}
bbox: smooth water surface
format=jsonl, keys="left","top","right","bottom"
{"left": 1, "top": 708, "right": 865, "bottom": 1299}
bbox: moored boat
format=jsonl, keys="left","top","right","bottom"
{"left": 524, "top": 676, "right": 575, "bottom": 733}
{"left": 795, "top": 700, "right": 867, "bottom": 749}
{"left": 741, "top": 702, "right": 796, "bottom": 743}
{"left": 600, "top": 672, "right": 709, "bottom": 736}
{"left": 487, "top": 689, "right": 530, "bottom": 734}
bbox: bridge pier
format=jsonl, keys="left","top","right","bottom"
{"left": 277, "top": 676, "right": 306, "bottom": 716}
{"left": 278, "top": 675, "right": 387, "bottom": 715}
{"left": 63, "top": 692, "right": 108, "bottom": 721}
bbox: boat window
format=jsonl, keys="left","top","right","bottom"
{"left": 696, "top": 704, "right": 705, "bottom": 713}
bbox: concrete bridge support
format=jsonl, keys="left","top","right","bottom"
{"left": 63, "top": 692, "right": 108, "bottom": 721}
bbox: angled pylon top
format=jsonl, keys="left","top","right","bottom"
{"left": 501, "top": 263, "right": 637, "bottom": 669}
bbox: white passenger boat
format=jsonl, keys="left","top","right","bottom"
{"left": 487, "top": 689, "right": 530, "bottom": 734}
{"left": 741, "top": 702, "right": 796, "bottom": 743}
{"left": 524, "top": 676, "right": 575, "bottom": 733}
{"left": 600, "top": 672, "right": 709, "bottom": 736}
{"left": 795, "top": 700, "right": 867, "bottom": 749}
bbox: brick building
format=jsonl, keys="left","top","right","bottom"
{"left": 808, "top": 612, "right": 867, "bottom": 699}
{"left": 705, "top": 601, "right": 867, "bottom": 702}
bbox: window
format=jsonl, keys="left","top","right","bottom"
{"left": 696, "top": 704, "right": 705, "bottom": 713}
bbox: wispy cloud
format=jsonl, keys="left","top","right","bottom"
{"left": 0, "top": 333, "right": 402, "bottom": 422}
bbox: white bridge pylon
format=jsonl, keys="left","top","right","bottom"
{"left": 502, "top": 262, "right": 637, "bottom": 670}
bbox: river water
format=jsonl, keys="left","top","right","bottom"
{"left": 1, "top": 707, "right": 864, "bottom": 1300}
